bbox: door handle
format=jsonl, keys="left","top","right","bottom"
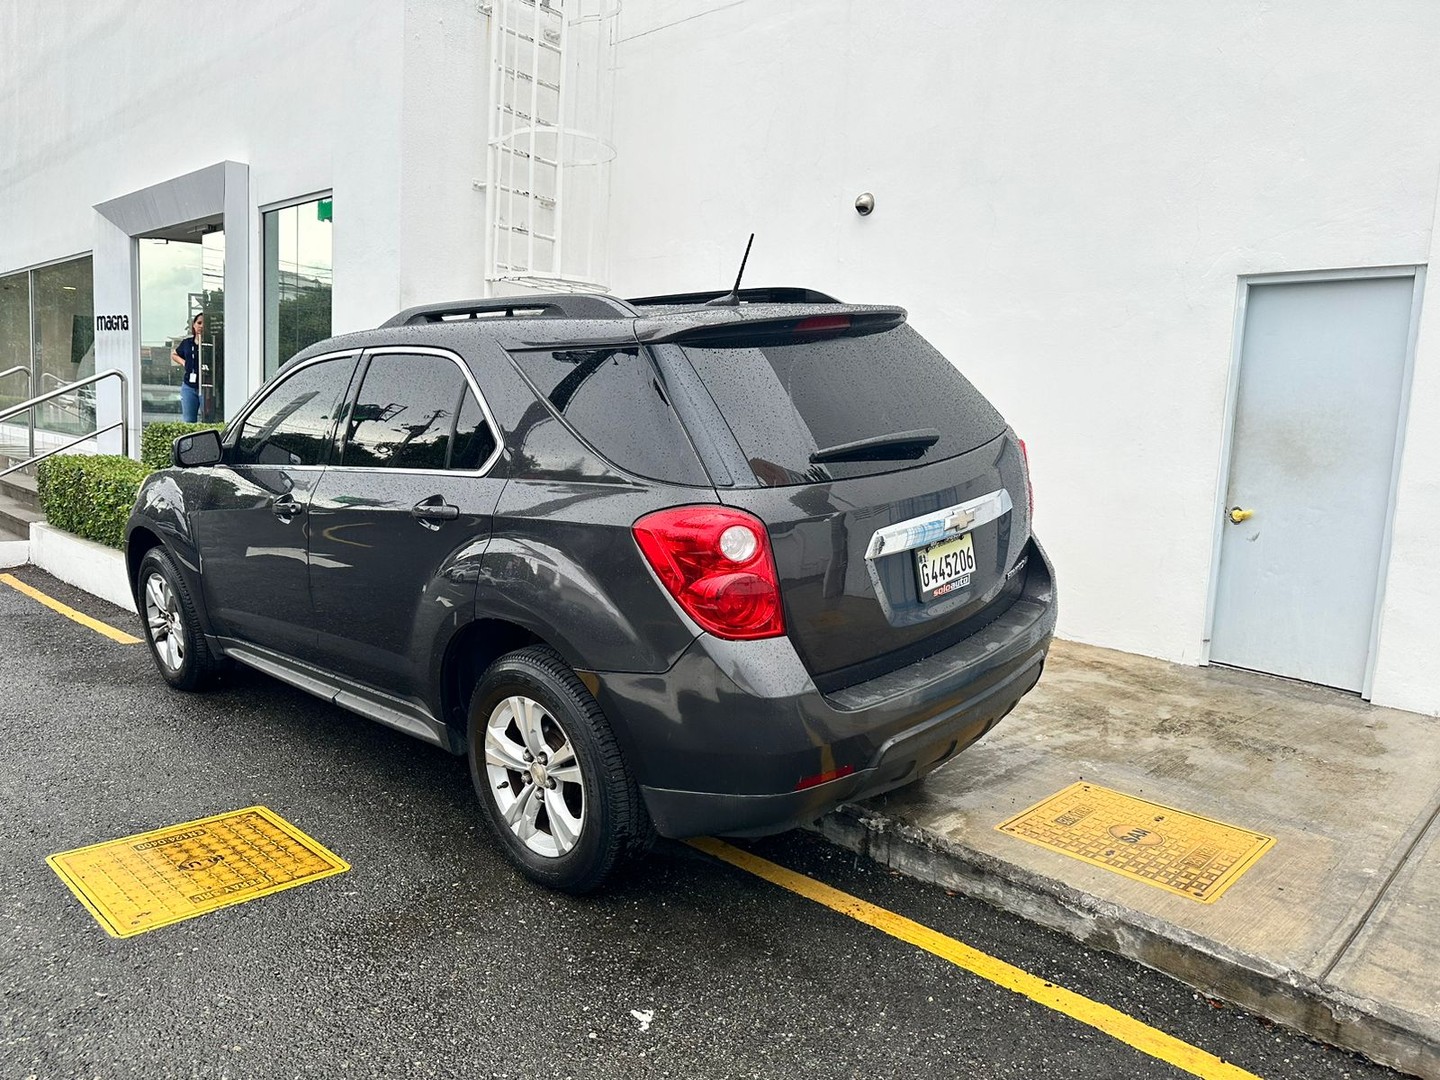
{"left": 1228, "top": 506, "right": 1254, "bottom": 524}
{"left": 411, "top": 498, "right": 460, "bottom": 522}
{"left": 273, "top": 494, "right": 305, "bottom": 521}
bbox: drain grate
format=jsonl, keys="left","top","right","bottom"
{"left": 48, "top": 806, "right": 349, "bottom": 937}
{"left": 996, "top": 782, "right": 1274, "bottom": 903}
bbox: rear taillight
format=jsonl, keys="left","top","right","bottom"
{"left": 633, "top": 506, "right": 785, "bottom": 640}
{"left": 1018, "top": 438, "right": 1034, "bottom": 520}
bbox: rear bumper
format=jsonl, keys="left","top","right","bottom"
{"left": 592, "top": 538, "right": 1057, "bottom": 839}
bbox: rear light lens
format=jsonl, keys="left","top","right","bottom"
{"left": 633, "top": 506, "right": 785, "bottom": 640}
{"left": 1018, "top": 438, "right": 1034, "bottom": 521}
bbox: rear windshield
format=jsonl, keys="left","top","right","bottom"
{"left": 681, "top": 325, "right": 1005, "bottom": 486}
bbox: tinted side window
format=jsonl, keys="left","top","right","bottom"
{"left": 509, "top": 346, "right": 706, "bottom": 485}
{"left": 682, "top": 325, "right": 1005, "bottom": 486}
{"left": 342, "top": 353, "right": 468, "bottom": 470}
{"left": 449, "top": 389, "right": 498, "bottom": 471}
{"left": 233, "top": 355, "right": 355, "bottom": 467}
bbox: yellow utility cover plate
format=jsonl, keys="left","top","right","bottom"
{"left": 47, "top": 806, "right": 349, "bottom": 938}
{"left": 996, "top": 782, "right": 1274, "bottom": 903}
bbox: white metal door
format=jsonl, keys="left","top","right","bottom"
{"left": 1209, "top": 273, "right": 1417, "bottom": 692}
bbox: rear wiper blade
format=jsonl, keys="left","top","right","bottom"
{"left": 809, "top": 428, "right": 940, "bottom": 464}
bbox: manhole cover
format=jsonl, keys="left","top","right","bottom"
{"left": 996, "top": 782, "right": 1273, "bottom": 903}
{"left": 48, "top": 806, "right": 349, "bottom": 937}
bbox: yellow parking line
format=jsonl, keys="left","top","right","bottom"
{"left": 689, "top": 838, "right": 1261, "bottom": 1080}
{"left": 0, "top": 573, "right": 141, "bottom": 645}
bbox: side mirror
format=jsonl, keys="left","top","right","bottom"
{"left": 173, "top": 429, "right": 224, "bottom": 468}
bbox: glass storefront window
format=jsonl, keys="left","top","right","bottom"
{"left": 32, "top": 257, "right": 95, "bottom": 436}
{"left": 264, "top": 197, "right": 333, "bottom": 378}
{"left": 0, "top": 256, "right": 95, "bottom": 441}
{"left": 0, "top": 273, "right": 29, "bottom": 414}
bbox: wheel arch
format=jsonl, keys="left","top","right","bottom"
{"left": 125, "top": 525, "right": 164, "bottom": 602}
{"left": 439, "top": 618, "right": 548, "bottom": 750}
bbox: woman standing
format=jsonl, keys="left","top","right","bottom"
{"left": 170, "top": 313, "right": 205, "bottom": 422}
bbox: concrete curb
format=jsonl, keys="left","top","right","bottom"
{"left": 28, "top": 522, "right": 136, "bottom": 613}
{"left": 0, "top": 538, "right": 28, "bottom": 568}
{"left": 817, "top": 803, "right": 1439, "bottom": 1080}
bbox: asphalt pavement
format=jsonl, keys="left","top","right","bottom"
{"left": 0, "top": 567, "right": 1403, "bottom": 1080}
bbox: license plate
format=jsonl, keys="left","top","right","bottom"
{"left": 916, "top": 533, "right": 976, "bottom": 601}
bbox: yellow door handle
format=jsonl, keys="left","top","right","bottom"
{"left": 1228, "top": 507, "right": 1254, "bottom": 524}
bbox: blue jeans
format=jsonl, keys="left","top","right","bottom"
{"left": 180, "top": 383, "right": 200, "bottom": 422}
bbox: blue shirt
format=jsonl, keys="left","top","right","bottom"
{"left": 175, "top": 336, "right": 200, "bottom": 385}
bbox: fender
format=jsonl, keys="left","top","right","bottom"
{"left": 125, "top": 470, "right": 218, "bottom": 634}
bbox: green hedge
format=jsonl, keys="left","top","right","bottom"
{"left": 140, "top": 421, "right": 224, "bottom": 471}
{"left": 36, "top": 455, "right": 151, "bottom": 550}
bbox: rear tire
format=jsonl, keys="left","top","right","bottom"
{"left": 468, "top": 646, "right": 652, "bottom": 893}
{"left": 137, "top": 547, "right": 224, "bottom": 691}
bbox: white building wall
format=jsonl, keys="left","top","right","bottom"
{"left": 0, "top": 0, "right": 489, "bottom": 392}
{"left": 604, "top": 0, "right": 1440, "bottom": 714}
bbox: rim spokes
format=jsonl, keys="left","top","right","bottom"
{"left": 485, "top": 725, "right": 529, "bottom": 772}
{"left": 484, "top": 693, "right": 586, "bottom": 859}
{"left": 145, "top": 573, "right": 184, "bottom": 672}
{"left": 547, "top": 741, "right": 582, "bottom": 786}
{"left": 516, "top": 696, "right": 547, "bottom": 758}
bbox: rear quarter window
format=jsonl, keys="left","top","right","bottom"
{"left": 508, "top": 346, "right": 708, "bottom": 486}
{"left": 681, "top": 324, "right": 1005, "bottom": 486}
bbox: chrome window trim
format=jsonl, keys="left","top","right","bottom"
{"left": 863, "top": 488, "right": 1014, "bottom": 562}
{"left": 225, "top": 348, "right": 362, "bottom": 466}
{"left": 330, "top": 345, "right": 504, "bottom": 479}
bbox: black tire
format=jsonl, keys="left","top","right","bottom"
{"left": 136, "top": 547, "right": 225, "bottom": 691}
{"left": 467, "top": 646, "right": 652, "bottom": 893}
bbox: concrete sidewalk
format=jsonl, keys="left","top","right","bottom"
{"left": 819, "top": 640, "right": 1440, "bottom": 1079}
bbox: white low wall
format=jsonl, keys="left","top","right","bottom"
{"left": 0, "top": 539, "right": 28, "bottom": 568}
{"left": 28, "top": 522, "right": 135, "bottom": 613}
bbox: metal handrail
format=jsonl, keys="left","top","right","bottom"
{"left": 0, "top": 370, "right": 129, "bottom": 479}
{"left": 0, "top": 365, "right": 30, "bottom": 389}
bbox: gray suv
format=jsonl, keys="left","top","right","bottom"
{"left": 126, "top": 288, "right": 1056, "bottom": 891}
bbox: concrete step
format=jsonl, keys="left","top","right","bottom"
{"left": 0, "top": 493, "right": 41, "bottom": 540}
{"left": 0, "top": 469, "right": 40, "bottom": 514}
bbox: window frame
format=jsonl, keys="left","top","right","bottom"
{"left": 331, "top": 345, "right": 504, "bottom": 477}
{"left": 222, "top": 348, "right": 360, "bottom": 470}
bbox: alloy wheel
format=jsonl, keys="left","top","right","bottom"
{"left": 143, "top": 571, "right": 186, "bottom": 673}
{"left": 483, "top": 695, "right": 586, "bottom": 858}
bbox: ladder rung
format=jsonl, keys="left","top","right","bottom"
{"left": 500, "top": 69, "right": 562, "bottom": 93}
{"left": 494, "top": 184, "right": 557, "bottom": 209}
{"left": 499, "top": 27, "right": 562, "bottom": 53}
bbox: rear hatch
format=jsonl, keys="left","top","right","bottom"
{"left": 667, "top": 317, "right": 1032, "bottom": 690}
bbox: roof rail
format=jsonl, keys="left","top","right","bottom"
{"left": 626, "top": 287, "right": 842, "bottom": 308}
{"left": 380, "top": 294, "right": 635, "bottom": 327}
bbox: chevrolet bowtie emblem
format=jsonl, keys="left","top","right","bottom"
{"left": 945, "top": 509, "right": 975, "bottom": 532}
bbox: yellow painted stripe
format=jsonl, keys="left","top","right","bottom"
{"left": 0, "top": 573, "right": 141, "bottom": 644}
{"left": 689, "top": 838, "right": 1261, "bottom": 1080}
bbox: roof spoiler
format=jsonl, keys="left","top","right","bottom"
{"left": 626, "top": 287, "right": 842, "bottom": 308}
{"left": 381, "top": 294, "right": 635, "bottom": 327}
{"left": 636, "top": 307, "right": 905, "bottom": 347}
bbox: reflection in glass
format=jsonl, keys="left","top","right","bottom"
{"left": 264, "top": 198, "right": 333, "bottom": 378}
{"left": 234, "top": 356, "right": 355, "bottom": 467}
{"left": 342, "top": 354, "right": 465, "bottom": 470}
{"left": 139, "top": 237, "right": 225, "bottom": 426}
{"left": 30, "top": 257, "right": 95, "bottom": 436}
{"left": 0, "top": 273, "right": 29, "bottom": 419}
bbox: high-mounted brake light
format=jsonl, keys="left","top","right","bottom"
{"left": 1018, "top": 438, "right": 1034, "bottom": 520}
{"left": 633, "top": 506, "right": 785, "bottom": 640}
{"left": 793, "top": 315, "right": 852, "bottom": 334}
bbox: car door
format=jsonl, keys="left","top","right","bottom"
{"left": 306, "top": 347, "right": 506, "bottom": 699}
{"left": 190, "top": 351, "right": 358, "bottom": 660}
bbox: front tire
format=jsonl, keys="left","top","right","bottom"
{"left": 137, "top": 547, "right": 223, "bottom": 691}
{"left": 468, "top": 646, "right": 651, "bottom": 893}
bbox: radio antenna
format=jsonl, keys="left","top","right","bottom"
{"left": 705, "top": 233, "right": 755, "bottom": 307}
